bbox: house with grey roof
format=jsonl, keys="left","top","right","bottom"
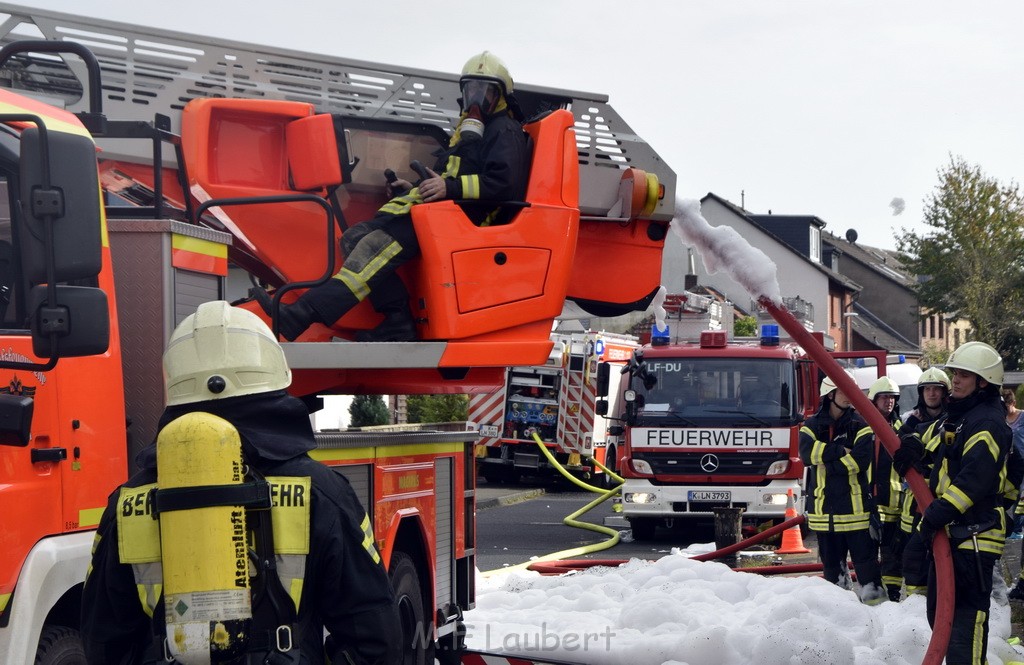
{"left": 661, "top": 194, "right": 861, "bottom": 349}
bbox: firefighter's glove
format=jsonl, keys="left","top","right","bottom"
{"left": 918, "top": 513, "right": 943, "bottom": 551}
{"left": 893, "top": 434, "right": 925, "bottom": 477}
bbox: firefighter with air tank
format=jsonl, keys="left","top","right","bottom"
{"left": 81, "top": 302, "right": 400, "bottom": 664}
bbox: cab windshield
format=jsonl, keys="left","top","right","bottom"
{"left": 633, "top": 357, "right": 798, "bottom": 426}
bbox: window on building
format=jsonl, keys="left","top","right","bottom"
{"left": 954, "top": 328, "right": 961, "bottom": 347}
{"left": 809, "top": 225, "right": 821, "bottom": 263}
{"left": 938, "top": 316, "right": 944, "bottom": 339}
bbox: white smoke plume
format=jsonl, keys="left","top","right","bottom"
{"left": 670, "top": 197, "right": 783, "bottom": 306}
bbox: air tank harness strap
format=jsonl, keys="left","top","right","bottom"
{"left": 150, "top": 474, "right": 303, "bottom": 663}
{"left": 150, "top": 478, "right": 272, "bottom": 516}
{"left": 245, "top": 467, "right": 302, "bottom": 664}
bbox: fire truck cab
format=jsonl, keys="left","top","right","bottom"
{"left": 610, "top": 324, "right": 819, "bottom": 539}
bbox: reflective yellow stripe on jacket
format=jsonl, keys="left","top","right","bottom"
{"left": 117, "top": 476, "right": 313, "bottom": 616}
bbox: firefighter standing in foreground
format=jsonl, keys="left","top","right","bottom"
{"left": 798, "top": 376, "right": 885, "bottom": 603}
{"left": 255, "top": 50, "right": 530, "bottom": 342}
{"left": 81, "top": 302, "right": 401, "bottom": 664}
{"left": 914, "top": 342, "right": 1010, "bottom": 665}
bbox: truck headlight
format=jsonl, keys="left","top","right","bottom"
{"left": 763, "top": 493, "right": 789, "bottom": 506}
{"left": 624, "top": 492, "right": 656, "bottom": 504}
{"left": 631, "top": 459, "right": 653, "bottom": 474}
{"left": 766, "top": 460, "right": 790, "bottom": 476}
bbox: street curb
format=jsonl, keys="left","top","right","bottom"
{"left": 476, "top": 488, "right": 546, "bottom": 511}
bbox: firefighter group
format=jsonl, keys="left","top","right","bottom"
{"left": 799, "top": 341, "right": 1023, "bottom": 664}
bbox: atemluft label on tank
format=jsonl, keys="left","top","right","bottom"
{"left": 165, "top": 590, "right": 250, "bottom": 622}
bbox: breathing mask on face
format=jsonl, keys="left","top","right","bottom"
{"left": 458, "top": 79, "right": 501, "bottom": 141}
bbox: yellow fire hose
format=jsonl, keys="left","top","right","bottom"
{"left": 480, "top": 434, "right": 625, "bottom": 577}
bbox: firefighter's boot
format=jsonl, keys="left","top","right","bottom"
{"left": 886, "top": 585, "right": 902, "bottom": 603}
{"left": 251, "top": 287, "right": 321, "bottom": 342}
{"left": 356, "top": 303, "right": 416, "bottom": 342}
{"left": 1010, "top": 579, "right": 1024, "bottom": 601}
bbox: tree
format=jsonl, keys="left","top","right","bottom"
{"left": 349, "top": 394, "right": 390, "bottom": 427}
{"left": 921, "top": 341, "right": 951, "bottom": 368}
{"left": 406, "top": 394, "right": 469, "bottom": 423}
{"left": 734, "top": 315, "right": 758, "bottom": 337}
{"left": 896, "top": 156, "right": 1024, "bottom": 369}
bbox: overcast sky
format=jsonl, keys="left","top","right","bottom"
{"left": 27, "top": 1, "right": 1024, "bottom": 250}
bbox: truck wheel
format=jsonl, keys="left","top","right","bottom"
{"left": 34, "top": 626, "right": 85, "bottom": 665}
{"left": 601, "top": 446, "right": 618, "bottom": 489}
{"left": 480, "top": 466, "right": 503, "bottom": 484}
{"left": 389, "top": 551, "right": 432, "bottom": 665}
{"left": 629, "top": 517, "right": 657, "bottom": 541}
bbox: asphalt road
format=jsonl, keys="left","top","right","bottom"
{"left": 475, "top": 485, "right": 721, "bottom": 573}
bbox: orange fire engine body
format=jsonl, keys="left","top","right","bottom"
{"left": 0, "top": 5, "right": 676, "bottom": 662}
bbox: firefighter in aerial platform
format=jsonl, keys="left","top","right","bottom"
{"left": 912, "top": 342, "right": 1010, "bottom": 665}
{"left": 254, "top": 51, "right": 531, "bottom": 342}
{"left": 81, "top": 302, "right": 400, "bottom": 664}
{"left": 798, "top": 375, "right": 886, "bottom": 604}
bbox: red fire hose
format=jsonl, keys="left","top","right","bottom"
{"left": 759, "top": 297, "right": 953, "bottom": 665}
{"left": 526, "top": 297, "right": 954, "bottom": 663}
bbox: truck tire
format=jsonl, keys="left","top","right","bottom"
{"left": 601, "top": 445, "right": 618, "bottom": 489}
{"left": 389, "top": 551, "right": 432, "bottom": 665}
{"left": 629, "top": 517, "right": 657, "bottom": 541}
{"left": 34, "top": 626, "right": 86, "bottom": 665}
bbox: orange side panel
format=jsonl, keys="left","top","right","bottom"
{"left": 452, "top": 247, "right": 549, "bottom": 313}
{"left": 566, "top": 218, "right": 665, "bottom": 308}
{"left": 410, "top": 202, "right": 576, "bottom": 339}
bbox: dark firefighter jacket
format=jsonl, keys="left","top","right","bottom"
{"left": 899, "top": 409, "right": 947, "bottom": 533}
{"left": 864, "top": 410, "right": 904, "bottom": 523}
{"left": 922, "top": 389, "right": 1011, "bottom": 556}
{"left": 379, "top": 105, "right": 530, "bottom": 227}
{"left": 81, "top": 391, "right": 401, "bottom": 665}
{"left": 799, "top": 398, "right": 872, "bottom": 532}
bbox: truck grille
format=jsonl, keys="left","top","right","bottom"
{"left": 635, "top": 451, "right": 787, "bottom": 476}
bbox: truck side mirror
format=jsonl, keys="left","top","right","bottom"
{"left": 29, "top": 285, "right": 109, "bottom": 358}
{"left": 596, "top": 362, "right": 610, "bottom": 397}
{"left": 595, "top": 398, "right": 608, "bottom": 417}
{"left": 0, "top": 394, "right": 33, "bottom": 447}
{"left": 19, "top": 127, "right": 102, "bottom": 284}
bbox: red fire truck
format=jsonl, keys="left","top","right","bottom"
{"left": 469, "top": 330, "right": 638, "bottom": 484}
{"left": 0, "top": 5, "right": 675, "bottom": 663}
{"left": 605, "top": 320, "right": 886, "bottom": 540}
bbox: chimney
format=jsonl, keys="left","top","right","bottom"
{"left": 684, "top": 248, "right": 698, "bottom": 290}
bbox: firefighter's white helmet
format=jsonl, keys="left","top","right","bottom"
{"left": 868, "top": 376, "right": 901, "bottom": 400}
{"left": 460, "top": 51, "right": 513, "bottom": 95}
{"left": 945, "top": 341, "right": 1004, "bottom": 386}
{"left": 820, "top": 376, "right": 837, "bottom": 397}
{"left": 163, "top": 301, "right": 291, "bottom": 406}
{"left": 918, "top": 367, "right": 952, "bottom": 391}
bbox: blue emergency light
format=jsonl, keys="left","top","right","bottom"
{"left": 759, "top": 323, "right": 780, "bottom": 347}
{"left": 651, "top": 323, "right": 670, "bottom": 347}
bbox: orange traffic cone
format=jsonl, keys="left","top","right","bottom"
{"left": 776, "top": 488, "right": 811, "bottom": 554}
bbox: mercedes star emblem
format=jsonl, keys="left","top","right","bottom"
{"left": 700, "top": 453, "right": 720, "bottom": 473}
